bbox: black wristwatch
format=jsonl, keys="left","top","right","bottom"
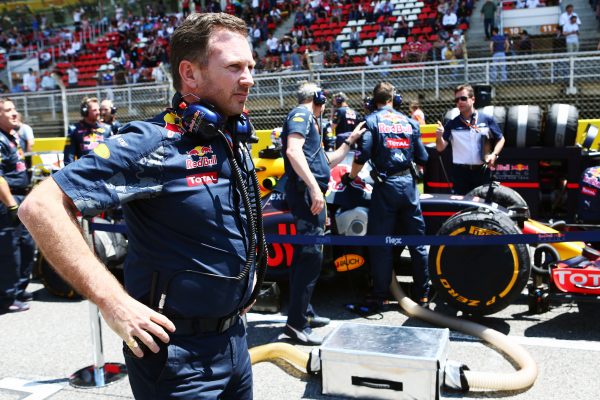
{"left": 343, "top": 139, "right": 352, "bottom": 147}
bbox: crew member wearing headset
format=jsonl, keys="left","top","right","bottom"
{"left": 0, "top": 98, "right": 34, "bottom": 314}
{"left": 435, "top": 84, "right": 505, "bottom": 195}
{"left": 331, "top": 91, "right": 359, "bottom": 149}
{"left": 346, "top": 82, "right": 430, "bottom": 309}
{"left": 63, "top": 96, "right": 112, "bottom": 165}
{"left": 20, "top": 13, "right": 262, "bottom": 398}
{"left": 281, "top": 82, "right": 366, "bottom": 345}
{"left": 99, "top": 99, "right": 123, "bottom": 136}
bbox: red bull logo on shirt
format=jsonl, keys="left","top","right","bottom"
{"left": 186, "top": 145, "right": 217, "bottom": 169}
{"left": 378, "top": 123, "right": 413, "bottom": 134}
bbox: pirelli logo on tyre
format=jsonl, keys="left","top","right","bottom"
{"left": 468, "top": 226, "right": 500, "bottom": 235}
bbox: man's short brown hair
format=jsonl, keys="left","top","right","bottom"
{"left": 170, "top": 13, "right": 248, "bottom": 91}
{"left": 372, "top": 81, "right": 394, "bottom": 106}
{"left": 454, "top": 84, "right": 474, "bottom": 98}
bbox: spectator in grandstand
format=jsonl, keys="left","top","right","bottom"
{"left": 99, "top": 99, "right": 122, "bottom": 136}
{"left": 346, "top": 81, "right": 430, "bottom": 311}
{"left": 436, "top": 84, "right": 505, "bottom": 195}
{"left": 559, "top": 4, "right": 580, "bottom": 29}
{"left": 63, "top": 97, "right": 112, "bottom": 166}
{"left": 442, "top": 8, "right": 458, "bottom": 32}
{"left": 525, "top": 0, "right": 540, "bottom": 8}
{"left": 348, "top": 3, "right": 362, "bottom": 21}
{"left": 395, "top": 16, "right": 410, "bottom": 38}
{"left": 66, "top": 65, "right": 79, "bottom": 88}
{"left": 515, "top": 0, "right": 526, "bottom": 8}
{"left": 457, "top": 0, "right": 472, "bottom": 24}
{"left": 379, "top": 46, "right": 392, "bottom": 67}
{"left": 332, "top": 2, "right": 343, "bottom": 23}
{"left": 290, "top": 45, "right": 303, "bottom": 71}
{"left": 489, "top": 27, "right": 509, "bottom": 82}
{"left": 349, "top": 26, "right": 360, "bottom": 49}
{"left": 22, "top": 69, "right": 38, "bottom": 92}
{"left": 409, "top": 100, "right": 426, "bottom": 125}
{"left": 281, "top": 82, "right": 366, "bottom": 344}
{"left": 16, "top": 113, "right": 34, "bottom": 153}
{"left": 0, "top": 81, "right": 9, "bottom": 94}
{"left": 0, "top": 99, "right": 35, "bottom": 314}
{"left": 481, "top": 0, "right": 497, "bottom": 40}
{"left": 40, "top": 71, "right": 57, "bottom": 91}
{"left": 266, "top": 33, "right": 279, "bottom": 55}
{"left": 563, "top": 15, "right": 580, "bottom": 53}
{"left": 280, "top": 36, "right": 293, "bottom": 63}
{"left": 365, "top": 48, "right": 379, "bottom": 66}
{"left": 331, "top": 92, "right": 359, "bottom": 149}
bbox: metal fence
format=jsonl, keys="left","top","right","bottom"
{"left": 6, "top": 51, "right": 600, "bottom": 136}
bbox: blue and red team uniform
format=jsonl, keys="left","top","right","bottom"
{"left": 281, "top": 105, "right": 329, "bottom": 333}
{"left": 63, "top": 120, "right": 112, "bottom": 165}
{"left": 0, "top": 129, "right": 34, "bottom": 310}
{"left": 52, "top": 107, "right": 256, "bottom": 399}
{"left": 332, "top": 105, "right": 358, "bottom": 149}
{"left": 354, "top": 106, "right": 430, "bottom": 303}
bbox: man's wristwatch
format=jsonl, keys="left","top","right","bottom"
{"left": 343, "top": 139, "right": 352, "bottom": 147}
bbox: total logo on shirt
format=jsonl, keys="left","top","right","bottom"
{"left": 385, "top": 137, "right": 410, "bottom": 149}
{"left": 186, "top": 171, "right": 218, "bottom": 186}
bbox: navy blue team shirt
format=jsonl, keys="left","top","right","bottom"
{"left": 63, "top": 120, "right": 112, "bottom": 165}
{"left": 332, "top": 106, "right": 358, "bottom": 134}
{"left": 281, "top": 105, "right": 330, "bottom": 191}
{"left": 442, "top": 111, "right": 503, "bottom": 165}
{"left": 0, "top": 129, "right": 29, "bottom": 190}
{"left": 355, "top": 106, "right": 428, "bottom": 174}
{"left": 53, "top": 111, "right": 255, "bottom": 318}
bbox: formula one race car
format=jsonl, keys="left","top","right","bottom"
{"left": 259, "top": 150, "right": 591, "bottom": 316}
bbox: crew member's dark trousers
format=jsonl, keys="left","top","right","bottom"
{"left": 368, "top": 175, "right": 429, "bottom": 300}
{"left": 285, "top": 185, "right": 326, "bottom": 330}
{"left": 451, "top": 164, "right": 492, "bottom": 195}
{"left": 0, "top": 195, "right": 34, "bottom": 308}
{"left": 124, "top": 318, "right": 252, "bottom": 399}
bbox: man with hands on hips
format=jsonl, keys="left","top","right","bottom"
{"left": 20, "top": 13, "right": 261, "bottom": 399}
{"left": 281, "top": 82, "right": 366, "bottom": 345}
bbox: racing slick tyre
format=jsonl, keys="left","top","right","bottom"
{"left": 505, "top": 105, "right": 542, "bottom": 148}
{"left": 429, "top": 207, "right": 531, "bottom": 315}
{"left": 477, "top": 106, "right": 507, "bottom": 135}
{"left": 543, "top": 104, "right": 578, "bottom": 147}
{"left": 35, "top": 255, "right": 81, "bottom": 300}
{"left": 466, "top": 183, "right": 529, "bottom": 211}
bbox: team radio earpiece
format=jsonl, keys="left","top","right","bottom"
{"left": 313, "top": 90, "right": 327, "bottom": 106}
{"left": 110, "top": 105, "right": 117, "bottom": 115}
{"left": 80, "top": 99, "right": 90, "bottom": 117}
{"left": 392, "top": 89, "right": 403, "bottom": 111}
{"left": 173, "top": 92, "right": 252, "bottom": 142}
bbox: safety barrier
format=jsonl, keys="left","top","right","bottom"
{"left": 90, "top": 221, "right": 598, "bottom": 247}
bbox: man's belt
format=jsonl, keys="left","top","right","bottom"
{"left": 454, "top": 164, "right": 484, "bottom": 171}
{"left": 388, "top": 168, "right": 411, "bottom": 177}
{"left": 11, "top": 187, "right": 30, "bottom": 196}
{"left": 170, "top": 314, "right": 240, "bottom": 336}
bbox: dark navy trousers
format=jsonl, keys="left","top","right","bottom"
{"left": 285, "top": 183, "right": 326, "bottom": 330}
{"left": 367, "top": 175, "right": 429, "bottom": 300}
{"left": 0, "top": 195, "right": 34, "bottom": 308}
{"left": 451, "top": 164, "right": 492, "bottom": 195}
{"left": 124, "top": 318, "right": 252, "bottom": 399}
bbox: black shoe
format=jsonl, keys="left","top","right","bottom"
{"left": 0, "top": 300, "right": 30, "bottom": 314}
{"left": 17, "top": 291, "right": 34, "bottom": 302}
{"left": 284, "top": 324, "right": 323, "bottom": 345}
{"left": 307, "top": 315, "right": 330, "bottom": 328}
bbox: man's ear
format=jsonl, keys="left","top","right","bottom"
{"left": 179, "top": 60, "right": 200, "bottom": 89}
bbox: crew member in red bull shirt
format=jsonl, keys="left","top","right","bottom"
{"left": 281, "top": 82, "right": 365, "bottom": 345}
{"left": 0, "top": 98, "right": 34, "bottom": 313}
{"left": 435, "top": 84, "right": 505, "bottom": 195}
{"left": 331, "top": 91, "right": 359, "bottom": 149}
{"left": 20, "top": 13, "right": 260, "bottom": 399}
{"left": 346, "top": 81, "right": 430, "bottom": 309}
{"left": 63, "top": 96, "right": 112, "bottom": 165}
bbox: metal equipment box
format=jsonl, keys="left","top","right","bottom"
{"left": 320, "top": 322, "right": 449, "bottom": 400}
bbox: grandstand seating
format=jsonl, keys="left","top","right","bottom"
{"left": 291, "top": 0, "right": 470, "bottom": 67}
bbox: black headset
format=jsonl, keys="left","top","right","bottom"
{"left": 173, "top": 92, "right": 252, "bottom": 142}
{"left": 313, "top": 90, "right": 327, "bottom": 106}
{"left": 80, "top": 98, "right": 90, "bottom": 117}
{"left": 392, "top": 91, "right": 403, "bottom": 111}
{"left": 110, "top": 104, "right": 117, "bottom": 115}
